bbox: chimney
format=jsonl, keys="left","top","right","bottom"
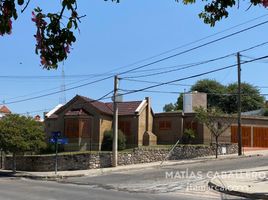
{"left": 145, "top": 97, "right": 151, "bottom": 132}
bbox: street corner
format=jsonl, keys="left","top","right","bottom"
{"left": 208, "top": 170, "right": 268, "bottom": 199}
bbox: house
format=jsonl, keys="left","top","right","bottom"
{"left": 45, "top": 92, "right": 268, "bottom": 151}
{"left": 0, "top": 105, "right": 11, "bottom": 119}
{"left": 45, "top": 95, "right": 156, "bottom": 151}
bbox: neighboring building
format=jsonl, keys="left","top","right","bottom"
{"left": 34, "top": 115, "right": 44, "bottom": 123}
{"left": 0, "top": 105, "right": 11, "bottom": 119}
{"left": 45, "top": 95, "right": 156, "bottom": 151}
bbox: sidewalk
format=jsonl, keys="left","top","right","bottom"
{"left": 209, "top": 167, "right": 268, "bottom": 199}
{"left": 0, "top": 149, "right": 267, "bottom": 180}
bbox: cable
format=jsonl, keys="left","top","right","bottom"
{"left": 97, "top": 14, "right": 268, "bottom": 74}
{"left": 117, "top": 20, "right": 268, "bottom": 76}
{"left": 119, "top": 55, "right": 268, "bottom": 97}
{"left": 122, "top": 54, "right": 235, "bottom": 79}
{"left": 122, "top": 78, "right": 193, "bottom": 87}
{"left": 4, "top": 76, "right": 113, "bottom": 105}
{"left": 18, "top": 90, "right": 114, "bottom": 115}
{"left": 119, "top": 89, "right": 268, "bottom": 97}
{"left": 122, "top": 41, "right": 268, "bottom": 79}
{"left": 4, "top": 22, "right": 268, "bottom": 105}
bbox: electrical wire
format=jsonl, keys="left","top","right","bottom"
{"left": 119, "top": 55, "right": 268, "bottom": 97}
{"left": 122, "top": 41, "right": 268, "bottom": 79}
{"left": 3, "top": 21, "right": 268, "bottom": 106}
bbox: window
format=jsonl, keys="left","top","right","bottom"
{"left": 185, "top": 122, "right": 198, "bottom": 132}
{"left": 65, "top": 119, "right": 79, "bottom": 138}
{"left": 159, "top": 121, "right": 172, "bottom": 130}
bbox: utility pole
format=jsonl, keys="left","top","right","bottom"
{"left": 112, "top": 75, "right": 119, "bottom": 167}
{"left": 237, "top": 52, "right": 242, "bottom": 156}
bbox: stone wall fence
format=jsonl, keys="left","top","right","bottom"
{"left": 3, "top": 143, "right": 238, "bottom": 172}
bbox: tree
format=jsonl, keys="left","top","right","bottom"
{"left": 0, "top": 114, "right": 46, "bottom": 172}
{"left": 101, "top": 129, "right": 126, "bottom": 151}
{"left": 1, "top": 1, "right": 267, "bottom": 69}
{"left": 180, "top": 0, "right": 268, "bottom": 26}
{"left": 163, "top": 103, "right": 176, "bottom": 112}
{"left": 191, "top": 79, "right": 226, "bottom": 109}
{"left": 181, "top": 128, "right": 196, "bottom": 144}
{"left": 195, "top": 107, "right": 235, "bottom": 158}
{"left": 224, "top": 82, "right": 265, "bottom": 113}
{"left": 164, "top": 79, "right": 264, "bottom": 114}
{"left": 163, "top": 93, "right": 183, "bottom": 112}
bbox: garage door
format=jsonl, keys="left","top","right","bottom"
{"left": 231, "top": 126, "right": 251, "bottom": 147}
{"left": 253, "top": 127, "right": 268, "bottom": 147}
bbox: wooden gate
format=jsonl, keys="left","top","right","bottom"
{"left": 231, "top": 126, "right": 251, "bottom": 147}
{"left": 253, "top": 127, "right": 268, "bottom": 147}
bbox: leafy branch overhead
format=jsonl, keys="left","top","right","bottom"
{"left": 180, "top": 0, "right": 268, "bottom": 26}
{"left": 0, "top": 0, "right": 85, "bottom": 69}
{"left": 0, "top": 0, "right": 267, "bottom": 69}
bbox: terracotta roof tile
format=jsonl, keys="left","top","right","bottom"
{"left": 105, "top": 101, "right": 142, "bottom": 116}
{"left": 0, "top": 105, "right": 11, "bottom": 114}
{"left": 79, "top": 95, "right": 142, "bottom": 116}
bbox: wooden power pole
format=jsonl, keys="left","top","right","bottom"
{"left": 237, "top": 52, "right": 242, "bottom": 156}
{"left": 112, "top": 75, "right": 119, "bottom": 167}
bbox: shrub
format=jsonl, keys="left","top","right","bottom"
{"left": 181, "top": 129, "right": 196, "bottom": 144}
{"left": 101, "top": 129, "right": 126, "bottom": 151}
{"left": 263, "top": 108, "right": 268, "bottom": 116}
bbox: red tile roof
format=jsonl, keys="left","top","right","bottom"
{"left": 79, "top": 95, "right": 142, "bottom": 116}
{"left": 105, "top": 101, "right": 142, "bottom": 116}
{"left": 0, "top": 105, "right": 11, "bottom": 114}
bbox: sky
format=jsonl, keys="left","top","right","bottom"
{"left": 0, "top": 0, "right": 268, "bottom": 117}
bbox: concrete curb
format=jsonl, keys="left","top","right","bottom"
{"left": 208, "top": 181, "right": 268, "bottom": 200}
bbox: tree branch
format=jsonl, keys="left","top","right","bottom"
{"left": 21, "top": 0, "right": 31, "bottom": 13}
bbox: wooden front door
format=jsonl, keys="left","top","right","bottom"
{"left": 253, "top": 127, "right": 268, "bottom": 147}
{"left": 231, "top": 126, "right": 251, "bottom": 147}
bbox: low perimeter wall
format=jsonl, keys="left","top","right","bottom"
{"left": 4, "top": 144, "right": 238, "bottom": 172}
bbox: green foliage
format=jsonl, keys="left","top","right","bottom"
{"left": 163, "top": 103, "right": 176, "bottom": 112}
{"left": 194, "top": 106, "right": 235, "bottom": 158}
{"left": 263, "top": 108, "right": 268, "bottom": 117}
{"left": 163, "top": 93, "right": 183, "bottom": 112}
{"left": 101, "top": 129, "right": 126, "bottom": 151}
{"left": 224, "top": 83, "right": 265, "bottom": 113}
{"left": 0, "top": 0, "right": 82, "bottom": 69}
{"left": 0, "top": 114, "right": 46, "bottom": 154}
{"left": 176, "top": 93, "right": 184, "bottom": 110}
{"left": 1, "top": 0, "right": 267, "bottom": 68}
{"left": 181, "top": 128, "right": 196, "bottom": 144}
{"left": 191, "top": 79, "right": 226, "bottom": 109}
{"left": 164, "top": 79, "right": 265, "bottom": 114}
{"left": 179, "top": 0, "right": 264, "bottom": 26}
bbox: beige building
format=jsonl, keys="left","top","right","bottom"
{"left": 45, "top": 95, "right": 156, "bottom": 151}
{"left": 45, "top": 92, "right": 268, "bottom": 151}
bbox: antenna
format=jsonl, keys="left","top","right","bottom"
{"left": 59, "top": 63, "right": 67, "bottom": 105}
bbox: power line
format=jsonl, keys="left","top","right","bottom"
{"left": 122, "top": 54, "right": 235, "bottom": 79}
{"left": 122, "top": 78, "right": 193, "bottom": 87}
{"left": 122, "top": 41, "right": 268, "bottom": 79}
{"left": 98, "top": 14, "right": 268, "bottom": 74}
{"left": 4, "top": 76, "right": 113, "bottom": 105}
{"left": 4, "top": 21, "right": 268, "bottom": 105}
{"left": 119, "top": 55, "right": 268, "bottom": 97}
{"left": 119, "top": 89, "right": 268, "bottom": 97}
{"left": 117, "top": 20, "right": 268, "bottom": 76}
{"left": 18, "top": 90, "right": 114, "bottom": 115}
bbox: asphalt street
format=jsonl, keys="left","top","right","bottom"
{"left": 0, "top": 154, "right": 267, "bottom": 200}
